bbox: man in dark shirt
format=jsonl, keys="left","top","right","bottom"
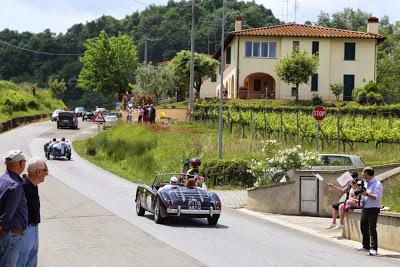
{"left": 17, "top": 158, "right": 48, "bottom": 267}
{"left": 0, "top": 150, "right": 28, "bottom": 267}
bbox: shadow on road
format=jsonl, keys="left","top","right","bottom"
{"left": 142, "top": 214, "right": 228, "bottom": 229}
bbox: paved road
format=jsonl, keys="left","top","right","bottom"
{"left": 1, "top": 120, "right": 399, "bottom": 267}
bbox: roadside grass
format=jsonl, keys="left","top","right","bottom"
{"left": 156, "top": 101, "right": 187, "bottom": 109}
{"left": 0, "top": 80, "right": 64, "bottom": 122}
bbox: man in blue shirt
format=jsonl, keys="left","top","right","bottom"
{"left": 356, "top": 167, "right": 383, "bottom": 256}
{"left": 17, "top": 158, "right": 48, "bottom": 267}
{"left": 0, "top": 150, "right": 28, "bottom": 266}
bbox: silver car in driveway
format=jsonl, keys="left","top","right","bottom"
{"left": 312, "top": 154, "right": 365, "bottom": 170}
{"left": 103, "top": 115, "right": 118, "bottom": 129}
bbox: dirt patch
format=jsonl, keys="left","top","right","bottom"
{"left": 146, "top": 124, "right": 169, "bottom": 132}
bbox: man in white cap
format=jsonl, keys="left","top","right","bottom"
{"left": 0, "top": 150, "right": 28, "bottom": 267}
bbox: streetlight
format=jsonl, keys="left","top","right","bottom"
{"left": 218, "top": 0, "right": 225, "bottom": 159}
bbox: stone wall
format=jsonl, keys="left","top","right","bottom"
{"left": 343, "top": 210, "right": 400, "bottom": 252}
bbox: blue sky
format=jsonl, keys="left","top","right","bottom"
{"left": 0, "top": 0, "right": 399, "bottom": 33}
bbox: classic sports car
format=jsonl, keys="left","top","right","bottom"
{"left": 135, "top": 173, "right": 222, "bottom": 225}
{"left": 44, "top": 139, "right": 72, "bottom": 160}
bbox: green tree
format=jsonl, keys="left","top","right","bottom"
{"left": 316, "top": 8, "right": 371, "bottom": 31}
{"left": 135, "top": 64, "right": 177, "bottom": 101}
{"left": 329, "top": 83, "right": 344, "bottom": 101}
{"left": 48, "top": 78, "right": 67, "bottom": 99}
{"left": 275, "top": 51, "right": 319, "bottom": 101}
{"left": 77, "top": 30, "right": 139, "bottom": 96}
{"left": 169, "top": 50, "right": 218, "bottom": 99}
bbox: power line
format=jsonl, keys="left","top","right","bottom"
{"left": 131, "top": 0, "right": 149, "bottom": 6}
{"left": 0, "top": 40, "right": 82, "bottom": 56}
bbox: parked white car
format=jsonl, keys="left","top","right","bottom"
{"left": 51, "top": 109, "right": 62, "bottom": 121}
{"left": 103, "top": 115, "right": 118, "bottom": 129}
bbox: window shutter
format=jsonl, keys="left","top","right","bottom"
{"left": 226, "top": 47, "right": 231, "bottom": 64}
{"left": 344, "top": 43, "right": 355, "bottom": 60}
{"left": 311, "top": 74, "right": 318, "bottom": 91}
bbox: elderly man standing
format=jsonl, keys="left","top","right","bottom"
{"left": 17, "top": 158, "right": 48, "bottom": 267}
{"left": 0, "top": 150, "right": 28, "bottom": 267}
{"left": 356, "top": 167, "right": 383, "bottom": 256}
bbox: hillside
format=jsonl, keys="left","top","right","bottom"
{"left": 0, "top": 80, "right": 64, "bottom": 122}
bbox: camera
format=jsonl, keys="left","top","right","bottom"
{"left": 354, "top": 179, "right": 366, "bottom": 196}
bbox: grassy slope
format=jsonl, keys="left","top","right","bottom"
{"left": 382, "top": 174, "right": 400, "bottom": 212}
{"left": 0, "top": 80, "right": 64, "bottom": 122}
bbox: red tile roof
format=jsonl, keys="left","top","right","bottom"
{"left": 232, "top": 23, "right": 384, "bottom": 39}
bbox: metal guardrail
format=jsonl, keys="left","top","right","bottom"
{"left": 0, "top": 113, "right": 50, "bottom": 133}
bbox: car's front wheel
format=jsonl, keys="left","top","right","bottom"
{"left": 154, "top": 198, "right": 164, "bottom": 224}
{"left": 136, "top": 196, "right": 145, "bottom": 216}
{"left": 207, "top": 215, "right": 220, "bottom": 225}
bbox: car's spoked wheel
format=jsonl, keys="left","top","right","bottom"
{"left": 136, "top": 196, "right": 145, "bottom": 216}
{"left": 154, "top": 198, "right": 163, "bottom": 224}
{"left": 207, "top": 215, "right": 220, "bottom": 225}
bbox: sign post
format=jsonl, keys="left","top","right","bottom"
{"left": 312, "top": 105, "right": 326, "bottom": 152}
{"left": 92, "top": 111, "right": 106, "bottom": 155}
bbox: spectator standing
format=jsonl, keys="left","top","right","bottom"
{"left": 0, "top": 150, "right": 28, "bottom": 267}
{"left": 149, "top": 104, "right": 156, "bottom": 124}
{"left": 17, "top": 158, "right": 48, "bottom": 267}
{"left": 138, "top": 106, "right": 143, "bottom": 123}
{"left": 143, "top": 104, "right": 149, "bottom": 123}
{"left": 356, "top": 167, "right": 383, "bottom": 256}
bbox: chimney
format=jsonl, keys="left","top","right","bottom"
{"left": 367, "top": 17, "right": 379, "bottom": 34}
{"left": 235, "top": 16, "right": 243, "bottom": 32}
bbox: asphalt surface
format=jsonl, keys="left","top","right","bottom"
{"left": 1, "top": 120, "right": 399, "bottom": 267}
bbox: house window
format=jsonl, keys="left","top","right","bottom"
{"left": 344, "top": 43, "right": 355, "bottom": 60}
{"left": 226, "top": 46, "right": 231, "bottom": 64}
{"left": 253, "top": 42, "right": 260, "bottom": 57}
{"left": 245, "top": 42, "right": 252, "bottom": 57}
{"left": 254, "top": 79, "right": 261, "bottom": 91}
{"left": 211, "top": 73, "right": 217, "bottom": 82}
{"left": 245, "top": 42, "right": 277, "bottom": 58}
{"left": 291, "top": 87, "right": 297, "bottom": 96}
{"left": 311, "top": 74, "right": 318, "bottom": 91}
{"left": 312, "top": 41, "right": 319, "bottom": 55}
{"left": 293, "top": 41, "right": 299, "bottom": 52}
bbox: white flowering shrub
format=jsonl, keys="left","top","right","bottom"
{"left": 249, "top": 144, "right": 320, "bottom": 187}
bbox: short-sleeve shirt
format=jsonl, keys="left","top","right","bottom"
{"left": 0, "top": 170, "right": 28, "bottom": 230}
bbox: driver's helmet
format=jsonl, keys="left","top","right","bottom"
{"left": 189, "top": 158, "right": 201, "bottom": 168}
{"left": 61, "top": 137, "right": 66, "bottom": 141}
{"left": 169, "top": 176, "right": 178, "bottom": 185}
{"left": 52, "top": 138, "right": 56, "bottom": 142}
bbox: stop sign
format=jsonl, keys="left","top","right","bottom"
{"left": 312, "top": 105, "right": 326, "bottom": 121}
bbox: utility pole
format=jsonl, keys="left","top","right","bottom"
{"left": 188, "top": 0, "right": 196, "bottom": 116}
{"left": 218, "top": 0, "right": 225, "bottom": 159}
{"left": 294, "top": 0, "right": 298, "bottom": 23}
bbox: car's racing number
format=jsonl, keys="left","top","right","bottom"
{"left": 188, "top": 199, "right": 201, "bottom": 210}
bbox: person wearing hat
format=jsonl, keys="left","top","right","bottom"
{"left": 0, "top": 150, "right": 28, "bottom": 266}
{"left": 17, "top": 158, "right": 48, "bottom": 267}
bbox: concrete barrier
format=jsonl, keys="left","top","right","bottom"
{"left": 343, "top": 210, "right": 400, "bottom": 252}
{"left": 0, "top": 113, "right": 50, "bottom": 133}
{"left": 247, "top": 165, "right": 400, "bottom": 217}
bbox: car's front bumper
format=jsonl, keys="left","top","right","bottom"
{"left": 167, "top": 207, "right": 221, "bottom": 216}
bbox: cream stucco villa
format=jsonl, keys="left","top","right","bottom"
{"left": 200, "top": 17, "right": 384, "bottom": 101}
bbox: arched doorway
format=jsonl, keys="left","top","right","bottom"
{"left": 242, "top": 73, "right": 275, "bottom": 99}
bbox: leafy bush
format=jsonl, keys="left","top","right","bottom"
{"left": 86, "top": 138, "right": 97, "bottom": 156}
{"left": 330, "top": 83, "right": 343, "bottom": 101}
{"left": 312, "top": 93, "right": 323, "bottom": 105}
{"left": 249, "top": 143, "right": 320, "bottom": 186}
{"left": 202, "top": 159, "right": 256, "bottom": 188}
{"left": 353, "top": 81, "right": 384, "bottom": 105}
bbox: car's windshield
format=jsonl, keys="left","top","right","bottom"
{"left": 75, "top": 107, "right": 84, "bottom": 112}
{"left": 58, "top": 112, "right": 74, "bottom": 118}
{"left": 52, "top": 110, "right": 61, "bottom": 116}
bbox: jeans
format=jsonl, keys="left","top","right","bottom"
{"left": 0, "top": 232, "right": 24, "bottom": 267}
{"left": 16, "top": 225, "right": 38, "bottom": 267}
{"left": 360, "top": 208, "right": 380, "bottom": 251}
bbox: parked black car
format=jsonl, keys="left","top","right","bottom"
{"left": 135, "top": 173, "right": 222, "bottom": 225}
{"left": 57, "top": 111, "right": 78, "bottom": 129}
{"left": 82, "top": 111, "right": 94, "bottom": 121}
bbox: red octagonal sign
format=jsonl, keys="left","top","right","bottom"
{"left": 313, "top": 105, "right": 326, "bottom": 121}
